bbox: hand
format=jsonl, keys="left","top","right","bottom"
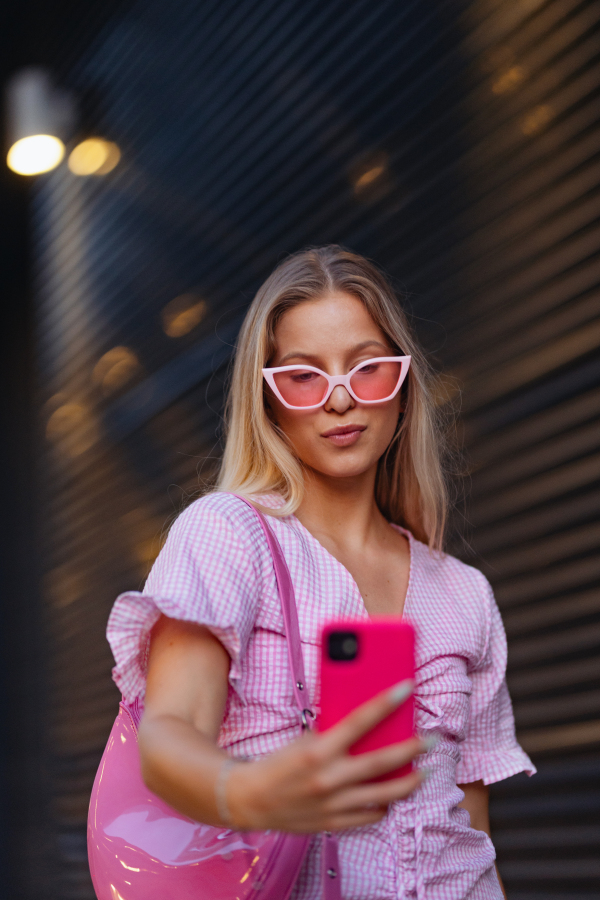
{"left": 227, "top": 679, "right": 426, "bottom": 832}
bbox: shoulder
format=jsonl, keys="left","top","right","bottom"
{"left": 408, "top": 534, "right": 496, "bottom": 654}
{"left": 410, "top": 533, "right": 492, "bottom": 599}
{"left": 166, "top": 491, "right": 286, "bottom": 566}
{"left": 170, "top": 491, "right": 271, "bottom": 540}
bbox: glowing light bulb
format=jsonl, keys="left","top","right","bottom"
{"left": 7, "top": 134, "right": 65, "bottom": 175}
{"left": 68, "top": 138, "right": 121, "bottom": 176}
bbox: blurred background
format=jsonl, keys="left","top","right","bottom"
{"left": 1, "top": 0, "right": 599, "bottom": 897}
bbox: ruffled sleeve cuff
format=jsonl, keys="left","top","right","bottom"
{"left": 106, "top": 590, "right": 244, "bottom": 705}
{"left": 456, "top": 745, "right": 536, "bottom": 786}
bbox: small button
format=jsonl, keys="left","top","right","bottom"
{"left": 327, "top": 868, "right": 337, "bottom": 878}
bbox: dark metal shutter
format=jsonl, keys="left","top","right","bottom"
{"left": 27, "top": 0, "right": 600, "bottom": 896}
{"left": 438, "top": 2, "right": 600, "bottom": 895}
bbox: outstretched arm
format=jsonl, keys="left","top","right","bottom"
{"left": 138, "top": 614, "right": 426, "bottom": 832}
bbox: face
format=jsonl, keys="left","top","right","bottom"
{"left": 266, "top": 292, "right": 403, "bottom": 483}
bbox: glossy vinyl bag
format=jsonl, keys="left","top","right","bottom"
{"left": 87, "top": 496, "right": 341, "bottom": 900}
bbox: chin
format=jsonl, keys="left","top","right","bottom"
{"left": 309, "top": 456, "right": 377, "bottom": 480}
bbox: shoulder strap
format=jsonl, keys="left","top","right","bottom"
{"left": 231, "top": 496, "right": 341, "bottom": 898}
{"left": 231, "top": 495, "right": 314, "bottom": 727}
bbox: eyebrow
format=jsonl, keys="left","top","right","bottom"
{"left": 278, "top": 340, "right": 390, "bottom": 366}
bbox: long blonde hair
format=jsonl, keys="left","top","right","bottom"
{"left": 217, "top": 246, "right": 453, "bottom": 551}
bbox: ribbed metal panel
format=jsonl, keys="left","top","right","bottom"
{"left": 28, "top": 0, "right": 600, "bottom": 896}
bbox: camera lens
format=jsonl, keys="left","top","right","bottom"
{"left": 342, "top": 636, "right": 358, "bottom": 656}
{"left": 328, "top": 631, "right": 359, "bottom": 661}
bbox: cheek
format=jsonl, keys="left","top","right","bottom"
{"left": 270, "top": 403, "right": 315, "bottom": 445}
{"left": 370, "top": 402, "right": 402, "bottom": 446}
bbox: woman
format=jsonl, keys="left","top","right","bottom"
{"left": 108, "top": 246, "right": 534, "bottom": 899}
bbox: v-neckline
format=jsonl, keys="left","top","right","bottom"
{"left": 287, "top": 512, "right": 414, "bottom": 621}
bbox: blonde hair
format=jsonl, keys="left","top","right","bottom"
{"left": 216, "top": 246, "right": 453, "bottom": 551}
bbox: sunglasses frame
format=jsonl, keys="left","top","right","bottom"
{"left": 262, "top": 355, "right": 411, "bottom": 410}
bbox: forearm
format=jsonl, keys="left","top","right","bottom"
{"left": 141, "top": 619, "right": 424, "bottom": 835}
{"left": 138, "top": 712, "right": 227, "bottom": 825}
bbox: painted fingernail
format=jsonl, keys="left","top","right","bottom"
{"left": 388, "top": 679, "right": 414, "bottom": 706}
{"left": 421, "top": 733, "right": 439, "bottom": 752}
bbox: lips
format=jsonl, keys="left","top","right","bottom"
{"left": 321, "top": 424, "right": 366, "bottom": 437}
{"left": 321, "top": 424, "right": 366, "bottom": 447}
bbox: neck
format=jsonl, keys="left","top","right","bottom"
{"left": 294, "top": 465, "right": 387, "bottom": 551}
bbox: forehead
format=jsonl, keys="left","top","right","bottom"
{"left": 274, "top": 292, "right": 388, "bottom": 349}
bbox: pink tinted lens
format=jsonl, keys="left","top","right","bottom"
{"left": 350, "top": 361, "right": 403, "bottom": 401}
{"left": 273, "top": 369, "right": 329, "bottom": 407}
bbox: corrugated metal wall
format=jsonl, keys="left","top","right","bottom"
{"left": 27, "top": 0, "right": 600, "bottom": 896}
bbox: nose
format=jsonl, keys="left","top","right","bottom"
{"left": 324, "top": 384, "right": 355, "bottom": 413}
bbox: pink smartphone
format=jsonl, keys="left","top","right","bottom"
{"left": 319, "top": 619, "right": 416, "bottom": 780}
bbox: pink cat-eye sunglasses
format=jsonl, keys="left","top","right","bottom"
{"left": 262, "top": 356, "right": 411, "bottom": 410}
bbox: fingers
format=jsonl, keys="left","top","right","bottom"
{"left": 318, "top": 808, "right": 388, "bottom": 831}
{"left": 321, "top": 679, "right": 414, "bottom": 755}
{"left": 325, "top": 770, "right": 424, "bottom": 814}
{"left": 284, "top": 806, "right": 389, "bottom": 833}
{"left": 319, "top": 736, "right": 424, "bottom": 791}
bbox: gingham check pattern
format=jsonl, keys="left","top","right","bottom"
{"left": 108, "top": 492, "right": 534, "bottom": 900}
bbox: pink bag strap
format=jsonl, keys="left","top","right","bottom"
{"left": 232, "top": 494, "right": 313, "bottom": 726}
{"left": 231, "top": 495, "right": 341, "bottom": 900}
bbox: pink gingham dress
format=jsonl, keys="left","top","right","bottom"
{"left": 108, "top": 492, "right": 535, "bottom": 900}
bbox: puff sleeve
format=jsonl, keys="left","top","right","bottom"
{"left": 456, "top": 577, "right": 536, "bottom": 785}
{"left": 107, "top": 494, "right": 267, "bottom": 704}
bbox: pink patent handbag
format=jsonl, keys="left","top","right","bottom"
{"left": 87, "top": 495, "right": 341, "bottom": 900}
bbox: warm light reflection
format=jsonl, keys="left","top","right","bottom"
{"left": 7, "top": 134, "right": 65, "bottom": 175}
{"left": 45, "top": 401, "right": 98, "bottom": 456}
{"left": 351, "top": 151, "right": 390, "bottom": 200}
{"left": 521, "top": 104, "right": 554, "bottom": 136}
{"left": 120, "top": 507, "right": 166, "bottom": 571}
{"left": 492, "top": 65, "right": 526, "bottom": 95}
{"left": 119, "top": 860, "right": 141, "bottom": 872}
{"left": 161, "top": 293, "right": 207, "bottom": 337}
{"left": 68, "top": 138, "right": 121, "bottom": 176}
{"left": 92, "top": 346, "right": 142, "bottom": 396}
{"left": 355, "top": 165, "right": 385, "bottom": 190}
{"left": 134, "top": 535, "right": 165, "bottom": 567}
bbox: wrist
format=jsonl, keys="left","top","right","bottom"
{"left": 215, "top": 758, "right": 237, "bottom": 827}
{"left": 218, "top": 759, "right": 257, "bottom": 830}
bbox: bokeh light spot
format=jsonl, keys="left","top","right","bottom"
{"left": 68, "top": 138, "right": 121, "bottom": 176}
{"left": 492, "top": 65, "right": 526, "bottom": 95}
{"left": 45, "top": 402, "right": 98, "bottom": 457}
{"left": 521, "top": 105, "right": 554, "bottom": 136}
{"left": 92, "top": 346, "right": 142, "bottom": 396}
{"left": 7, "top": 134, "right": 65, "bottom": 175}
{"left": 161, "top": 294, "right": 207, "bottom": 338}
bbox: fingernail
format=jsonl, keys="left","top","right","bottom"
{"left": 421, "top": 733, "right": 439, "bottom": 752}
{"left": 388, "top": 679, "right": 414, "bottom": 706}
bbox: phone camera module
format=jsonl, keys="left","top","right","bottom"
{"left": 328, "top": 631, "right": 359, "bottom": 661}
